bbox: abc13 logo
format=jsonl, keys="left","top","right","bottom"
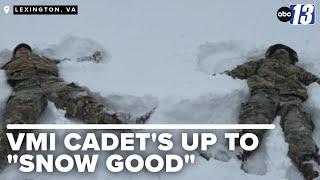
{"left": 277, "top": 4, "right": 315, "bottom": 25}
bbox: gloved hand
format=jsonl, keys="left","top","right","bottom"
{"left": 212, "top": 71, "right": 230, "bottom": 77}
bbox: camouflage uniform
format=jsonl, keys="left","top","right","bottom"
{"left": 0, "top": 54, "right": 122, "bottom": 169}
{"left": 226, "top": 45, "right": 320, "bottom": 179}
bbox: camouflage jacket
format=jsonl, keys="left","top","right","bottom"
{"left": 227, "top": 57, "right": 320, "bottom": 100}
{"left": 1, "top": 54, "right": 60, "bottom": 90}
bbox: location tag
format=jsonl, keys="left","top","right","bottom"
{"left": 4, "top": 6, "right": 10, "bottom": 14}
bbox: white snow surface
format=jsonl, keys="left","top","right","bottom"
{"left": 0, "top": 0, "right": 320, "bottom": 179}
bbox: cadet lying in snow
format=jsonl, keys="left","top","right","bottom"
{"left": 0, "top": 43, "right": 155, "bottom": 171}
{"left": 226, "top": 44, "right": 320, "bottom": 180}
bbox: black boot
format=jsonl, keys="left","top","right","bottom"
{"left": 237, "top": 150, "right": 252, "bottom": 161}
{"left": 134, "top": 107, "right": 156, "bottom": 124}
{"left": 300, "top": 163, "right": 319, "bottom": 180}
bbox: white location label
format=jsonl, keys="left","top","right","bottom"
{"left": 4, "top": 6, "right": 10, "bottom": 14}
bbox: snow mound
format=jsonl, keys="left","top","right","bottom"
{"left": 34, "top": 36, "right": 111, "bottom": 62}
{"left": 197, "top": 41, "right": 265, "bottom": 75}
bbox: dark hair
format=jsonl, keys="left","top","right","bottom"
{"left": 265, "top": 44, "right": 298, "bottom": 64}
{"left": 13, "top": 43, "right": 32, "bottom": 57}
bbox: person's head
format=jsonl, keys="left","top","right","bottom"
{"left": 265, "top": 44, "right": 298, "bottom": 64}
{"left": 13, "top": 43, "right": 32, "bottom": 58}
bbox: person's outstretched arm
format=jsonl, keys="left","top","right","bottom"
{"left": 296, "top": 67, "right": 320, "bottom": 86}
{"left": 224, "top": 60, "right": 260, "bottom": 80}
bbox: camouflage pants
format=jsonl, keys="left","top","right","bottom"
{"left": 239, "top": 89, "right": 318, "bottom": 166}
{"left": 0, "top": 80, "right": 121, "bottom": 169}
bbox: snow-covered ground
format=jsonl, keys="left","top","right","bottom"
{"left": 0, "top": 0, "right": 320, "bottom": 179}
